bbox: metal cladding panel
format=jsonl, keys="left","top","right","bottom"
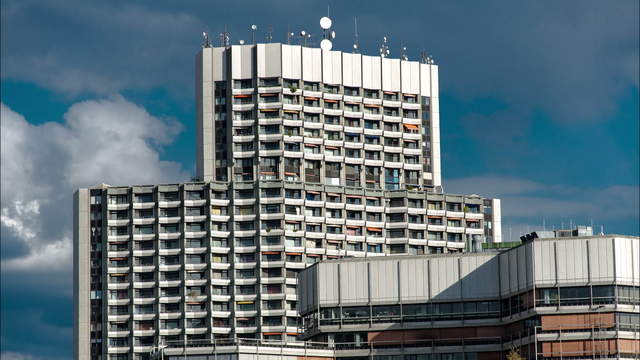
{"left": 516, "top": 243, "right": 531, "bottom": 291}
{"left": 370, "top": 260, "right": 399, "bottom": 304}
{"left": 281, "top": 44, "right": 302, "bottom": 79}
{"left": 382, "top": 58, "right": 401, "bottom": 92}
{"left": 362, "top": 55, "right": 381, "bottom": 89}
{"left": 401, "top": 60, "right": 420, "bottom": 94}
{"left": 339, "top": 261, "right": 368, "bottom": 304}
{"left": 533, "top": 240, "right": 557, "bottom": 286}
{"left": 499, "top": 253, "right": 511, "bottom": 296}
{"left": 303, "top": 265, "right": 318, "bottom": 313}
{"left": 430, "top": 257, "right": 461, "bottom": 300}
{"left": 508, "top": 249, "right": 519, "bottom": 293}
{"left": 231, "top": 45, "right": 254, "bottom": 79}
{"left": 614, "top": 237, "right": 639, "bottom": 284}
{"left": 399, "top": 258, "right": 429, "bottom": 302}
{"left": 589, "top": 237, "right": 615, "bottom": 283}
{"left": 460, "top": 255, "right": 500, "bottom": 299}
{"left": 342, "top": 53, "right": 362, "bottom": 87}
{"left": 257, "top": 43, "right": 282, "bottom": 78}
{"left": 318, "top": 262, "right": 340, "bottom": 305}
{"left": 302, "top": 47, "right": 322, "bottom": 82}
{"left": 556, "top": 239, "right": 589, "bottom": 284}
{"left": 322, "top": 50, "right": 342, "bottom": 85}
{"left": 419, "top": 64, "right": 432, "bottom": 97}
{"left": 211, "top": 47, "right": 227, "bottom": 81}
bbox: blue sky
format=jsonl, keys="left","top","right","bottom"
{"left": 1, "top": 0, "right": 638, "bottom": 358}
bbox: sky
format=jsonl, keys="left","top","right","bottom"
{"left": 0, "top": 0, "right": 638, "bottom": 358}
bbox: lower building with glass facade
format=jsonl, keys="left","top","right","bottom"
{"left": 297, "top": 235, "right": 640, "bottom": 359}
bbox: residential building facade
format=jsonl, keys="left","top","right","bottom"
{"left": 196, "top": 43, "right": 443, "bottom": 192}
{"left": 74, "top": 40, "right": 504, "bottom": 359}
{"left": 74, "top": 181, "right": 501, "bottom": 359}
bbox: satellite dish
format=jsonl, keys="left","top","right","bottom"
{"left": 300, "top": 30, "right": 306, "bottom": 36}
{"left": 353, "top": 44, "right": 358, "bottom": 49}
{"left": 330, "top": 30, "right": 336, "bottom": 39}
{"left": 320, "top": 16, "right": 332, "bottom": 30}
{"left": 320, "top": 39, "right": 333, "bottom": 51}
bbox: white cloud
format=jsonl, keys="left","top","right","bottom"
{"left": 1, "top": 352, "right": 36, "bottom": 360}
{"left": 0, "top": 99, "right": 189, "bottom": 272}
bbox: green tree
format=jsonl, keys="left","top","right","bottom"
{"left": 506, "top": 348, "right": 525, "bottom": 360}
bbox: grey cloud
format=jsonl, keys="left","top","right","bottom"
{"left": 446, "top": 175, "right": 639, "bottom": 234}
{"left": 2, "top": 0, "right": 637, "bottom": 125}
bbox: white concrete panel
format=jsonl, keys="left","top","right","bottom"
{"left": 342, "top": 53, "right": 362, "bottom": 87}
{"left": 322, "top": 50, "right": 342, "bottom": 85}
{"left": 420, "top": 64, "right": 431, "bottom": 97}
{"left": 430, "top": 111, "right": 441, "bottom": 187}
{"left": 362, "top": 55, "right": 381, "bottom": 89}
{"left": 430, "top": 257, "right": 460, "bottom": 300}
{"left": 588, "top": 237, "right": 614, "bottom": 283}
{"left": 615, "top": 237, "right": 639, "bottom": 284}
{"left": 231, "top": 45, "right": 253, "bottom": 79}
{"left": 302, "top": 47, "right": 322, "bottom": 82}
{"left": 508, "top": 249, "right": 518, "bottom": 293}
{"left": 370, "top": 260, "right": 399, "bottom": 303}
{"left": 399, "top": 258, "right": 429, "bottom": 301}
{"left": 492, "top": 199, "right": 502, "bottom": 243}
{"left": 318, "top": 262, "right": 340, "bottom": 305}
{"left": 257, "top": 43, "right": 282, "bottom": 78}
{"left": 516, "top": 244, "right": 529, "bottom": 290}
{"left": 211, "top": 47, "right": 226, "bottom": 81}
{"left": 339, "top": 261, "right": 368, "bottom": 304}
{"left": 557, "top": 239, "right": 589, "bottom": 284}
{"left": 382, "top": 58, "right": 401, "bottom": 92}
{"left": 282, "top": 44, "right": 302, "bottom": 79}
{"left": 430, "top": 65, "right": 439, "bottom": 98}
{"left": 499, "top": 253, "right": 511, "bottom": 296}
{"left": 401, "top": 60, "right": 420, "bottom": 94}
{"left": 460, "top": 255, "right": 499, "bottom": 299}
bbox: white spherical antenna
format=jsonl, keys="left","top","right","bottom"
{"left": 251, "top": 24, "right": 257, "bottom": 30}
{"left": 320, "top": 39, "right": 333, "bottom": 51}
{"left": 320, "top": 16, "right": 332, "bottom": 30}
{"left": 239, "top": 40, "right": 245, "bottom": 45}
{"left": 353, "top": 44, "right": 358, "bottom": 49}
{"left": 300, "top": 30, "right": 306, "bottom": 36}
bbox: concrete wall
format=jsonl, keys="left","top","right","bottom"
{"left": 196, "top": 44, "right": 441, "bottom": 185}
{"left": 74, "top": 189, "right": 91, "bottom": 360}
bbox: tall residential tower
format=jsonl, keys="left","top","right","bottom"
{"left": 74, "top": 39, "right": 502, "bottom": 360}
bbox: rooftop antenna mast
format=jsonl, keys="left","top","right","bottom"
{"left": 219, "top": 25, "right": 230, "bottom": 47}
{"left": 400, "top": 44, "right": 408, "bottom": 61}
{"left": 352, "top": 17, "right": 359, "bottom": 53}
{"left": 319, "top": 14, "right": 335, "bottom": 51}
{"left": 379, "top": 36, "right": 390, "bottom": 58}
{"left": 202, "top": 32, "right": 212, "bottom": 48}
{"left": 250, "top": 25, "right": 257, "bottom": 44}
{"left": 266, "top": 24, "right": 273, "bottom": 43}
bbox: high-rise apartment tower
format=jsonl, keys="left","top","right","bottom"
{"left": 74, "top": 40, "right": 502, "bottom": 360}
